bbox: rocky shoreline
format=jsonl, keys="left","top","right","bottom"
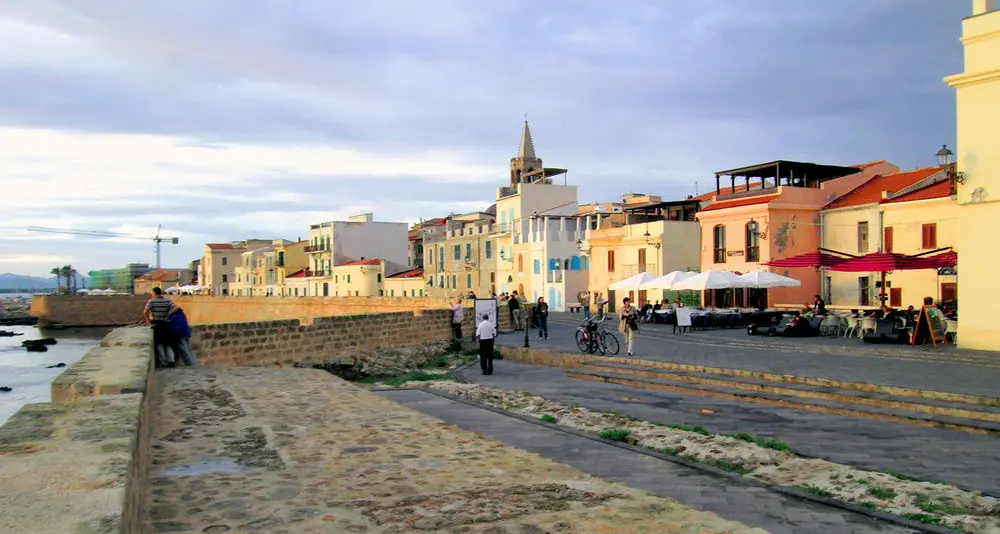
{"left": 0, "top": 298, "right": 34, "bottom": 326}
{"left": 424, "top": 382, "right": 1000, "bottom": 534}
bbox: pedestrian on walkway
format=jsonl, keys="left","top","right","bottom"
{"left": 143, "top": 287, "right": 177, "bottom": 368}
{"left": 580, "top": 291, "right": 592, "bottom": 320}
{"left": 535, "top": 297, "right": 549, "bottom": 339}
{"left": 169, "top": 307, "right": 197, "bottom": 367}
{"left": 449, "top": 298, "right": 464, "bottom": 340}
{"left": 475, "top": 313, "right": 496, "bottom": 375}
{"left": 619, "top": 297, "right": 639, "bottom": 357}
{"left": 596, "top": 292, "right": 607, "bottom": 318}
{"left": 508, "top": 291, "right": 522, "bottom": 331}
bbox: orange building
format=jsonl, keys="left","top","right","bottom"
{"left": 694, "top": 159, "right": 896, "bottom": 308}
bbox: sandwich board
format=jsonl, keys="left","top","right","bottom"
{"left": 911, "top": 305, "right": 947, "bottom": 348}
{"left": 474, "top": 298, "right": 498, "bottom": 329}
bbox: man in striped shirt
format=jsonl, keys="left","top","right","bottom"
{"left": 143, "top": 287, "right": 177, "bottom": 368}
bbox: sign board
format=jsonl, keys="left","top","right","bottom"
{"left": 911, "top": 305, "right": 947, "bottom": 348}
{"left": 474, "top": 298, "right": 498, "bottom": 329}
{"left": 727, "top": 250, "right": 744, "bottom": 257}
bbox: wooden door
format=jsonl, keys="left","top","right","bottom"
{"left": 889, "top": 287, "right": 902, "bottom": 307}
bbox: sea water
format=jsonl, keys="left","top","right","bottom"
{"left": 0, "top": 323, "right": 108, "bottom": 425}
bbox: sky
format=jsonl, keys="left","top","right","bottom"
{"left": 0, "top": 0, "right": 968, "bottom": 278}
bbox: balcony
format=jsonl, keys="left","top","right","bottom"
{"left": 304, "top": 245, "right": 329, "bottom": 254}
{"left": 302, "top": 269, "right": 328, "bottom": 277}
{"left": 498, "top": 186, "right": 518, "bottom": 199}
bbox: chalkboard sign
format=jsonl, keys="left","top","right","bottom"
{"left": 911, "top": 305, "right": 947, "bottom": 348}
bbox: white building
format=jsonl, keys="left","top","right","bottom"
{"left": 302, "top": 213, "right": 408, "bottom": 296}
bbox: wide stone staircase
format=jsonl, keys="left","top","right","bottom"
{"left": 565, "top": 356, "right": 1000, "bottom": 435}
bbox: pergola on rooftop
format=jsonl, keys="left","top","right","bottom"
{"left": 714, "top": 160, "right": 860, "bottom": 200}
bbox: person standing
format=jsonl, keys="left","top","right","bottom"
{"left": 596, "top": 292, "right": 607, "bottom": 318}
{"left": 475, "top": 313, "right": 496, "bottom": 375}
{"left": 619, "top": 297, "right": 639, "bottom": 357}
{"left": 143, "top": 287, "right": 177, "bottom": 368}
{"left": 169, "top": 307, "right": 197, "bottom": 367}
{"left": 535, "top": 297, "right": 549, "bottom": 339}
{"left": 508, "top": 291, "right": 522, "bottom": 331}
{"left": 449, "top": 298, "right": 464, "bottom": 340}
{"left": 580, "top": 292, "right": 592, "bottom": 320}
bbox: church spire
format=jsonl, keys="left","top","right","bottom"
{"left": 517, "top": 120, "right": 536, "bottom": 160}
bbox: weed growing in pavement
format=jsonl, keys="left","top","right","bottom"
{"left": 902, "top": 513, "right": 944, "bottom": 526}
{"left": 666, "top": 423, "right": 712, "bottom": 436}
{"left": 913, "top": 494, "right": 975, "bottom": 516}
{"left": 868, "top": 487, "right": 899, "bottom": 500}
{"left": 357, "top": 371, "right": 452, "bottom": 387}
{"left": 598, "top": 429, "right": 631, "bottom": 442}
{"left": 540, "top": 414, "right": 557, "bottom": 424}
{"left": 795, "top": 485, "right": 834, "bottom": 498}
{"left": 723, "top": 432, "right": 790, "bottom": 451}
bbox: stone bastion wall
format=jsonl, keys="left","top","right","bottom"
{"left": 30, "top": 294, "right": 510, "bottom": 328}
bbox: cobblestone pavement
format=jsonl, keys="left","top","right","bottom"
{"left": 382, "top": 388, "right": 918, "bottom": 534}
{"left": 143, "top": 367, "right": 770, "bottom": 533}
{"left": 459, "top": 360, "right": 1000, "bottom": 496}
{"left": 499, "top": 313, "right": 1000, "bottom": 398}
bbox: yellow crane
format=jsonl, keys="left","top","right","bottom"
{"left": 27, "top": 225, "right": 180, "bottom": 269}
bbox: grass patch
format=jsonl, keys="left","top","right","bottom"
{"left": 598, "top": 429, "right": 631, "bottom": 442}
{"left": 667, "top": 423, "right": 712, "bottom": 436}
{"left": 829, "top": 473, "right": 840, "bottom": 480}
{"left": 913, "top": 494, "right": 972, "bottom": 516}
{"left": 446, "top": 340, "right": 462, "bottom": 353}
{"left": 902, "top": 513, "right": 943, "bottom": 526}
{"left": 724, "top": 432, "right": 790, "bottom": 452}
{"left": 357, "top": 370, "right": 452, "bottom": 387}
{"left": 540, "top": 414, "right": 557, "bottom": 424}
{"left": 462, "top": 348, "right": 480, "bottom": 357}
{"left": 859, "top": 501, "right": 879, "bottom": 510}
{"left": 867, "top": 487, "right": 898, "bottom": 500}
{"left": 795, "top": 485, "right": 834, "bottom": 498}
{"left": 703, "top": 459, "right": 752, "bottom": 475}
{"left": 432, "top": 355, "right": 452, "bottom": 368}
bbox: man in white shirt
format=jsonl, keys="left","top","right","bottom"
{"left": 448, "top": 298, "right": 464, "bottom": 340}
{"left": 475, "top": 313, "right": 496, "bottom": 375}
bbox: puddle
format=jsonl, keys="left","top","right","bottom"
{"left": 162, "top": 459, "right": 242, "bottom": 477}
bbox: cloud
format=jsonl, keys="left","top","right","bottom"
{"left": 0, "top": 0, "right": 967, "bottom": 276}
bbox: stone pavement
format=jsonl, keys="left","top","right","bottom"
{"left": 143, "top": 367, "right": 769, "bottom": 533}
{"left": 382, "top": 388, "right": 918, "bottom": 534}
{"left": 459, "top": 360, "right": 1000, "bottom": 496}
{"left": 502, "top": 313, "right": 1000, "bottom": 398}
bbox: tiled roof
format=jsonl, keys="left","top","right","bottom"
{"left": 136, "top": 269, "right": 182, "bottom": 282}
{"left": 206, "top": 243, "right": 238, "bottom": 250}
{"left": 691, "top": 183, "right": 759, "bottom": 202}
{"left": 883, "top": 180, "right": 952, "bottom": 204}
{"left": 339, "top": 259, "right": 384, "bottom": 266}
{"left": 851, "top": 160, "right": 888, "bottom": 170}
{"left": 286, "top": 269, "right": 307, "bottom": 278}
{"left": 824, "top": 166, "right": 943, "bottom": 210}
{"left": 388, "top": 268, "right": 423, "bottom": 279}
{"left": 699, "top": 194, "right": 780, "bottom": 212}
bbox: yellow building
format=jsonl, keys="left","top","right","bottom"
{"left": 945, "top": 0, "right": 1000, "bottom": 350}
{"left": 425, "top": 213, "right": 497, "bottom": 299}
{"left": 384, "top": 268, "right": 426, "bottom": 298}
{"left": 274, "top": 240, "right": 308, "bottom": 296}
{"left": 200, "top": 239, "right": 272, "bottom": 296}
{"left": 821, "top": 167, "right": 946, "bottom": 307}
{"left": 133, "top": 268, "right": 194, "bottom": 295}
{"left": 331, "top": 259, "right": 384, "bottom": 297}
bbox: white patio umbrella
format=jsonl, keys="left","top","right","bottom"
{"left": 670, "top": 270, "right": 744, "bottom": 291}
{"left": 639, "top": 270, "right": 697, "bottom": 290}
{"left": 608, "top": 272, "right": 659, "bottom": 292}
{"left": 737, "top": 269, "right": 802, "bottom": 289}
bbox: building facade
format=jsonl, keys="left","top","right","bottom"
{"left": 200, "top": 239, "right": 272, "bottom": 296}
{"left": 88, "top": 263, "right": 151, "bottom": 294}
{"left": 302, "top": 213, "right": 408, "bottom": 296}
{"left": 133, "top": 268, "right": 194, "bottom": 295}
{"left": 384, "top": 268, "right": 425, "bottom": 297}
{"left": 944, "top": 0, "right": 1000, "bottom": 350}
{"left": 424, "top": 213, "right": 497, "bottom": 299}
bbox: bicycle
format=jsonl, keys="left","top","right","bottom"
{"left": 575, "top": 316, "right": 620, "bottom": 355}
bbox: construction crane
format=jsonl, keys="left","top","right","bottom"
{"left": 27, "top": 225, "right": 180, "bottom": 269}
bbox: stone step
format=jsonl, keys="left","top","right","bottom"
{"left": 579, "top": 355, "right": 1000, "bottom": 408}
{"left": 577, "top": 360, "right": 1000, "bottom": 424}
{"left": 566, "top": 368, "right": 1000, "bottom": 436}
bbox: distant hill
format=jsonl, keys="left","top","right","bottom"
{"left": 0, "top": 273, "right": 87, "bottom": 291}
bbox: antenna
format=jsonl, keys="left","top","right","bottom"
{"left": 695, "top": 180, "right": 699, "bottom": 196}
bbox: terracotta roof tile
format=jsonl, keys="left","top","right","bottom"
{"left": 287, "top": 269, "right": 307, "bottom": 278}
{"left": 206, "top": 243, "right": 238, "bottom": 250}
{"left": 339, "top": 259, "right": 384, "bottom": 266}
{"left": 699, "top": 194, "right": 780, "bottom": 212}
{"left": 883, "top": 180, "right": 952, "bottom": 204}
{"left": 824, "top": 166, "right": 944, "bottom": 210}
{"left": 851, "top": 160, "right": 888, "bottom": 170}
{"left": 388, "top": 268, "right": 423, "bottom": 279}
{"left": 137, "top": 269, "right": 182, "bottom": 282}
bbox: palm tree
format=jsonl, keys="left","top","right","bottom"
{"left": 50, "top": 267, "right": 62, "bottom": 294}
{"left": 59, "top": 265, "right": 72, "bottom": 295}
{"left": 68, "top": 266, "right": 78, "bottom": 293}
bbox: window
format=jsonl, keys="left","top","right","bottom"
{"left": 570, "top": 256, "right": 581, "bottom": 270}
{"left": 439, "top": 276, "right": 444, "bottom": 288}
{"left": 466, "top": 274, "right": 472, "bottom": 288}
{"left": 858, "top": 276, "right": 871, "bottom": 306}
{"left": 485, "top": 241, "right": 492, "bottom": 259}
{"left": 428, "top": 250, "right": 433, "bottom": 265}
{"left": 377, "top": 273, "right": 382, "bottom": 283}
{"left": 346, "top": 274, "right": 351, "bottom": 283}
{"left": 713, "top": 225, "right": 727, "bottom": 263}
{"left": 607, "top": 250, "right": 616, "bottom": 271}
{"left": 451, "top": 275, "right": 457, "bottom": 288}
{"left": 465, "top": 243, "right": 472, "bottom": 259}
{"left": 638, "top": 248, "right": 646, "bottom": 267}
{"left": 921, "top": 223, "right": 937, "bottom": 249}
{"left": 889, "top": 288, "right": 902, "bottom": 307}
{"left": 322, "top": 283, "right": 329, "bottom": 297}
{"left": 439, "top": 246, "right": 444, "bottom": 265}
{"left": 518, "top": 254, "right": 523, "bottom": 272}
{"left": 490, "top": 272, "right": 495, "bottom": 283}
{"left": 454, "top": 245, "right": 461, "bottom": 260}
{"left": 390, "top": 289, "right": 394, "bottom": 296}
{"left": 222, "top": 288, "right": 228, "bottom": 296}
{"left": 420, "top": 289, "right": 424, "bottom": 296}
{"left": 745, "top": 221, "right": 760, "bottom": 262}
{"left": 222, "top": 257, "right": 228, "bottom": 266}
{"left": 857, "top": 222, "right": 869, "bottom": 254}
{"left": 883, "top": 227, "right": 894, "bottom": 253}
{"left": 222, "top": 274, "right": 228, "bottom": 282}
{"left": 940, "top": 282, "right": 957, "bottom": 303}
{"left": 533, "top": 259, "right": 540, "bottom": 275}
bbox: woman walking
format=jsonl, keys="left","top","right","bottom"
{"left": 619, "top": 297, "right": 639, "bottom": 357}
{"left": 535, "top": 297, "right": 549, "bottom": 339}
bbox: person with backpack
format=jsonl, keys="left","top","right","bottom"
{"left": 169, "top": 307, "right": 197, "bottom": 367}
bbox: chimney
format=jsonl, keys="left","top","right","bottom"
{"left": 881, "top": 190, "right": 892, "bottom": 200}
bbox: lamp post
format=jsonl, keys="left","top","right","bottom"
{"left": 937, "top": 144, "right": 966, "bottom": 184}
{"left": 523, "top": 303, "right": 531, "bottom": 348}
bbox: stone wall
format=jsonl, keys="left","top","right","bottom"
{"left": 0, "top": 326, "right": 155, "bottom": 533}
{"left": 31, "top": 294, "right": 514, "bottom": 327}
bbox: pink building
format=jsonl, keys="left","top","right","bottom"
{"left": 694, "top": 159, "right": 896, "bottom": 308}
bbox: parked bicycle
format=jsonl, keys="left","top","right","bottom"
{"left": 575, "top": 316, "right": 620, "bottom": 355}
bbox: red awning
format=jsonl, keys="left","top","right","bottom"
{"left": 764, "top": 252, "right": 850, "bottom": 268}
{"left": 827, "top": 251, "right": 957, "bottom": 273}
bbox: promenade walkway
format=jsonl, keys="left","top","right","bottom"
{"left": 143, "top": 367, "right": 766, "bottom": 533}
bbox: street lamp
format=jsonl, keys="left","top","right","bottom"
{"left": 642, "top": 231, "right": 661, "bottom": 249}
{"left": 937, "top": 144, "right": 966, "bottom": 184}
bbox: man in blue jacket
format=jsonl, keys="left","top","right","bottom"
{"left": 168, "top": 307, "right": 197, "bottom": 367}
